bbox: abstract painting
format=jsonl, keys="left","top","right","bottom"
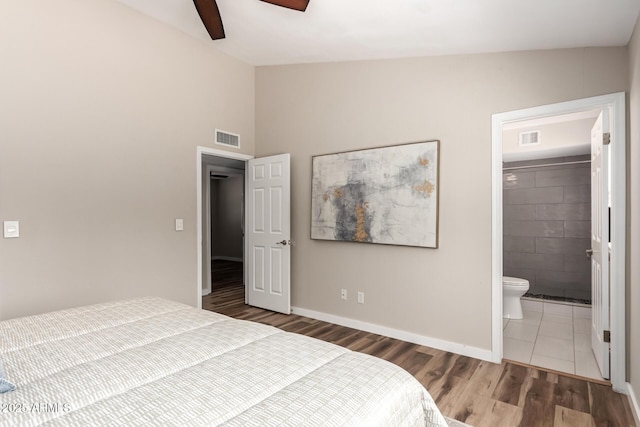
{"left": 311, "top": 140, "right": 439, "bottom": 248}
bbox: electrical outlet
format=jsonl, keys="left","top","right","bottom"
{"left": 357, "top": 291, "right": 364, "bottom": 304}
{"left": 341, "top": 289, "right": 347, "bottom": 300}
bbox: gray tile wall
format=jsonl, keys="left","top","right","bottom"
{"left": 503, "top": 155, "right": 591, "bottom": 302}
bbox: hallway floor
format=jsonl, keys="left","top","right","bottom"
{"left": 503, "top": 299, "right": 604, "bottom": 381}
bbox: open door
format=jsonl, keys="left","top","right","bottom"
{"left": 590, "top": 110, "right": 610, "bottom": 379}
{"left": 246, "top": 153, "right": 291, "bottom": 314}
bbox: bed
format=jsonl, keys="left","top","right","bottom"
{"left": 0, "top": 297, "right": 448, "bottom": 426}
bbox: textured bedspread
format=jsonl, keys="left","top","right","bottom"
{"left": 0, "top": 297, "right": 448, "bottom": 426}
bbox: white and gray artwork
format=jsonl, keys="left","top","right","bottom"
{"left": 311, "top": 141, "right": 439, "bottom": 248}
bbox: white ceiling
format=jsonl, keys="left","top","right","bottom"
{"left": 114, "top": 0, "right": 640, "bottom": 66}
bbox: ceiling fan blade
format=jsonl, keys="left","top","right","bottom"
{"left": 193, "top": 0, "right": 225, "bottom": 40}
{"left": 259, "top": 0, "right": 309, "bottom": 12}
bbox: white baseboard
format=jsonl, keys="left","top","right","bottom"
{"left": 211, "top": 256, "right": 243, "bottom": 262}
{"left": 627, "top": 382, "right": 640, "bottom": 427}
{"left": 291, "top": 306, "right": 494, "bottom": 362}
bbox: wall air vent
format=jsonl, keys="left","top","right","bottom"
{"left": 215, "top": 129, "right": 240, "bottom": 149}
{"left": 519, "top": 130, "right": 541, "bottom": 146}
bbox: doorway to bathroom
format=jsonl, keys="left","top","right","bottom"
{"left": 490, "top": 93, "right": 627, "bottom": 393}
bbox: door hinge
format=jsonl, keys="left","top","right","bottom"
{"left": 604, "top": 330, "right": 611, "bottom": 343}
{"left": 603, "top": 132, "right": 611, "bottom": 146}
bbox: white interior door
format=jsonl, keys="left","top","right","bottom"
{"left": 246, "top": 153, "right": 291, "bottom": 314}
{"left": 590, "top": 110, "right": 610, "bottom": 379}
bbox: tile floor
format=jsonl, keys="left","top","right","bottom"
{"left": 503, "top": 298, "right": 604, "bottom": 381}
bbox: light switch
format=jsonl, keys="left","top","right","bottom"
{"left": 175, "top": 219, "right": 184, "bottom": 231}
{"left": 4, "top": 221, "right": 19, "bottom": 238}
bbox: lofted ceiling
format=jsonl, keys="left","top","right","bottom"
{"left": 114, "top": 0, "right": 640, "bottom": 66}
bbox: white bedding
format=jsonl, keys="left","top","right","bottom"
{"left": 0, "top": 297, "right": 448, "bottom": 426}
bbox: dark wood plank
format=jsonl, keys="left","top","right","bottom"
{"left": 518, "top": 377, "right": 556, "bottom": 427}
{"left": 431, "top": 374, "right": 467, "bottom": 411}
{"left": 492, "top": 363, "right": 528, "bottom": 406}
{"left": 357, "top": 336, "right": 395, "bottom": 357}
{"left": 553, "top": 406, "right": 595, "bottom": 427}
{"left": 554, "top": 375, "right": 590, "bottom": 414}
{"left": 465, "top": 398, "right": 523, "bottom": 427}
{"left": 589, "top": 382, "right": 633, "bottom": 427}
{"left": 382, "top": 340, "right": 419, "bottom": 366}
{"left": 343, "top": 335, "right": 378, "bottom": 353}
{"left": 468, "top": 360, "right": 505, "bottom": 398}
{"left": 419, "top": 351, "right": 455, "bottom": 389}
{"left": 401, "top": 350, "right": 433, "bottom": 377}
{"left": 448, "top": 354, "right": 481, "bottom": 380}
{"left": 313, "top": 324, "right": 360, "bottom": 343}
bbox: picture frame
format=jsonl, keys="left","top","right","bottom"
{"left": 311, "top": 140, "right": 440, "bottom": 248}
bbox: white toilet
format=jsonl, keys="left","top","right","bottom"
{"left": 503, "top": 276, "right": 530, "bottom": 319}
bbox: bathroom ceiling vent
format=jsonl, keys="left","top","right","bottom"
{"left": 215, "top": 129, "right": 240, "bottom": 149}
{"left": 519, "top": 130, "right": 541, "bottom": 146}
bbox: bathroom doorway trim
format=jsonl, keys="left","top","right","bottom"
{"left": 490, "top": 92, "right": 626, "bottom": 393}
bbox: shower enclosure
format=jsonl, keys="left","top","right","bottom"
{"left": 502, "top": 155, "right": 591, "bottom": 304}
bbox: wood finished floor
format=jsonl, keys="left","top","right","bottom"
{"left": 204, "top": 261, "right": 635, "bottom": 427}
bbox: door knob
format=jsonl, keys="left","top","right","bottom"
{"left": 276, "top": 240, "right": 289, "bottom": 246}
{"left": 586, "top": 249, "right": 593, "bottom": 258}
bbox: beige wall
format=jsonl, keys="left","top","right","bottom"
{"left": 256, "top": 48, "right": 628, "bottom": 350}
{"left": 628, "top": 13, "right": 640, "bottom": 412}
{"left": 0, "top": 0, "right": 255, "bottom": 320}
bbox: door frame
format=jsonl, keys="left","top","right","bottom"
{"left": 196, "top": 146, "right": 253, "bottom": 309}
{"left": 490, "top": 92, "right": 626, "bottom": 392}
